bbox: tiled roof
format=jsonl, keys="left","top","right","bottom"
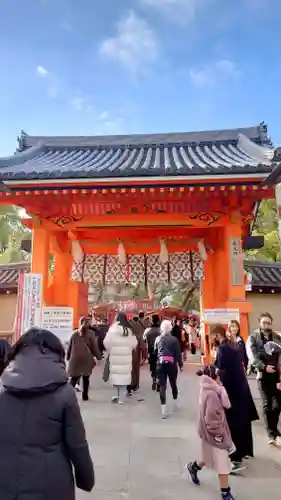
{"left": 0, "top": 262, "right": 30, "bottom": 290}
{"left": 245, "top": 260, "right": 281, "bottom": 289}
{"left": 0, "top": 124, "right": 276, "bottom": 181}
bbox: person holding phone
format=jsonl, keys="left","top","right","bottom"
{"left": 246, "top": 312, "right": 281, "bottom": 446}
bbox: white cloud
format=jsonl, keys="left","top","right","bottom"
{"left": 36, "top": 65, "right": 61, "bottom": 99}
{"left": 189, "top": 59, "right": 241, "bottom": 87}
{"left": 140, "top": 0, "right": 211, "bottom": 24}
{"left": 70, "top": 97, "right": 85, "bottom": 112}
{"left": 99, "top": 11, "right": 159, "bottom": 72}
{"left": 70, "top": 97, "right": 93, "bottom": 113}
{"left": 99, "top": 110, "right": 109, "bottom": 120}
{"left": 36, "top": 65, "right": 49, "bottom": 77}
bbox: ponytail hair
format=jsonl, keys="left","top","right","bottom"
{"left": 116, "top": 311, "right": 131, "bottom": 337}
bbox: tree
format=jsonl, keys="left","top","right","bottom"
{"left": 0, "top": 205, "right": 31, "bottom": 264}
{"left": 246, "top": 199, "right": 281, "bottom": 262}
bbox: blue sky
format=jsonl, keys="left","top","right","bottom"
{"left": 0, "top": 0, "right": 281, "bottom": 155}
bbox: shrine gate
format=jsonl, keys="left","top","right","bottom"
{"left": 0, "top": 124, "right": 278, "bottom": 362}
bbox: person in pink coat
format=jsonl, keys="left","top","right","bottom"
{"left": 186, "top": 364, "right": 236, "bottom": 500}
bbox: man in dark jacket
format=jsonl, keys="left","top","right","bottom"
{"left": 0, "top": 338, "right": 10, "bottom": 375}
{"left": 144, "top": 314, "right": 161, "bottom": 390}
{"left": 246, "top": 312, "right": 281, "bottom": 445}
{"left": 0, "top": 327, "right": 95, "bottom": 500}
{"left": 155, "top": 320, "right": 183, "bottom": 418}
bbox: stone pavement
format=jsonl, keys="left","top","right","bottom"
{"left": 77, "top": 363, "right": 281, "bottom": 500}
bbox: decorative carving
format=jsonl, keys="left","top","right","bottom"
{"left": 188, "top": 212, "right": 224, "bottom": 226}
{"left": 45, "top": 215, "right": 84, "bottom": 228}
{"left": 16, "top": 130, "right": 28, "bottom": 152}
{"left": 273, "top": 146, "right": 281, "bottom": 163}
{"left": 103, "top": 201, "right": 167, "bottom": 215}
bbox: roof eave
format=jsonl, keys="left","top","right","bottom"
{"left": 4, "top": 172, "right": 269, "bottom": 186}
{"left": 262, "top": 162, "right": 281, "bottom": 186}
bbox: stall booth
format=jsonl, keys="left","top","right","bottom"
{"left": 0, "top": 124, "right": 278, "bottom": 363}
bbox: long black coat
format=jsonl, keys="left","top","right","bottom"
{"left": 216, "top": 341, "right": 259, "bottom": 426}
{"left": 0, "top": 345, "right": 95, "bottom": 500}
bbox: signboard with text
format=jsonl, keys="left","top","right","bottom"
{"left": 41, "top": 307, "right": 74, "bottom": 344}
{"left": 21, "top": 273, "right": 42, "bottom": 334}
{"left": 203, "top": 308, "right": 240, "bottom": 325}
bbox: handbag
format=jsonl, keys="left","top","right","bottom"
{"left": 82, "top": 337, "right": 96, "bottom": 369}
{"left": 102, "top": 355, "right": 110, "bottom": 382}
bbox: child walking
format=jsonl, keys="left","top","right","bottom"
{"left": 187, "top": 364, "right": 236, "bottom": 500}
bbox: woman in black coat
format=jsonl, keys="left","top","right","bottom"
{"left": 0, "top": 327, "right": 95, "bottom": 500}
{"left": 213, "top": 324, "right": 259, "bottom": 471}
{"left": 227, "top": 319, "right": 248, "bottom": 370}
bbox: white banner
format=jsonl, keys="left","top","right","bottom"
{"left": 21, "top": 273, "right": 42, "bottom": 334}
{"left": 41, "top": 307, "right": 74, "bottom": 344}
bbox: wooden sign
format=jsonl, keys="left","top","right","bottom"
{"left": 229, "top": 237, "right": 244, "bottom": 286}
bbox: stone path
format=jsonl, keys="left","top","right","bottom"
{"left": 77, "top": 363, "right": 281, "bottom": 499}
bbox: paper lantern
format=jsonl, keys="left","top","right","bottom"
{"left": 117, "top": 241, "right": 127, "bottom": 265}
{"left": 197, "top": 239, "right": 207, "bottom": 261}
{"left": 159, "top": 239, "right": 169, "bottom": 264}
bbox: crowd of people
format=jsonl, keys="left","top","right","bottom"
{"left": 0, "top": 310, "right": 280, "bottom": 499}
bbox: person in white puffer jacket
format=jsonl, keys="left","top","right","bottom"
{"left": 104, "top": 312, "right": 137, "bottom": 405}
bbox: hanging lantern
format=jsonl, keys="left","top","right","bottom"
{"left": 71, "top": 240, "right": 84, "bottom": 264}
{"left": 197, "top": 239, "right": 207, "bottom": 261}
{"left": 117, "top": 241, "right": 127, "bottom": 265}
{"left": 159, "top": 238, "right": 169, "bottom": 264}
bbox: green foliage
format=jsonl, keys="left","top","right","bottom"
{"left": 0, "top": 205, "right": 31, "bottom": 264}
{"left": 246, "top": 199, "right": 281, "bottom": 262}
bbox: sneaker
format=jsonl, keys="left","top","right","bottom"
{"left": 186, "top": 462, "right": 200, "bottom": 486}
{"left": 230, "top": 462, "right": 246, "bottom": 474}
{"left": 161, "top": 404, "right": 168, "bottom": 419}
{"left": 221, "top": 492, "right": 235, "bottom": 500}
{"left": 173, "top": 400, "right": 179, "bottom": 411}
{"left": 111, "top": 396, "right": 119, "bottom": 404}
{"left": 268, "top": 437, "right": 276, "bottom": 446}
{"left": 75, "top": 384, "right": 81, "bottom": 392}
{"left": 118, "top": 400, "right": 124, "bottom": 406}
{"left": 275, "top": 436, "right": 281, "bottom": 447}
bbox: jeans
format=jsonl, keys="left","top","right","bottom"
{"left": 70, "top": 375, "right": 90, "bottom": 400}
{"left": 258, "top": 375, "right": 281, "bottom": 438}
{"left": 157, "top": 362, "right": 178, "bottom": 405}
